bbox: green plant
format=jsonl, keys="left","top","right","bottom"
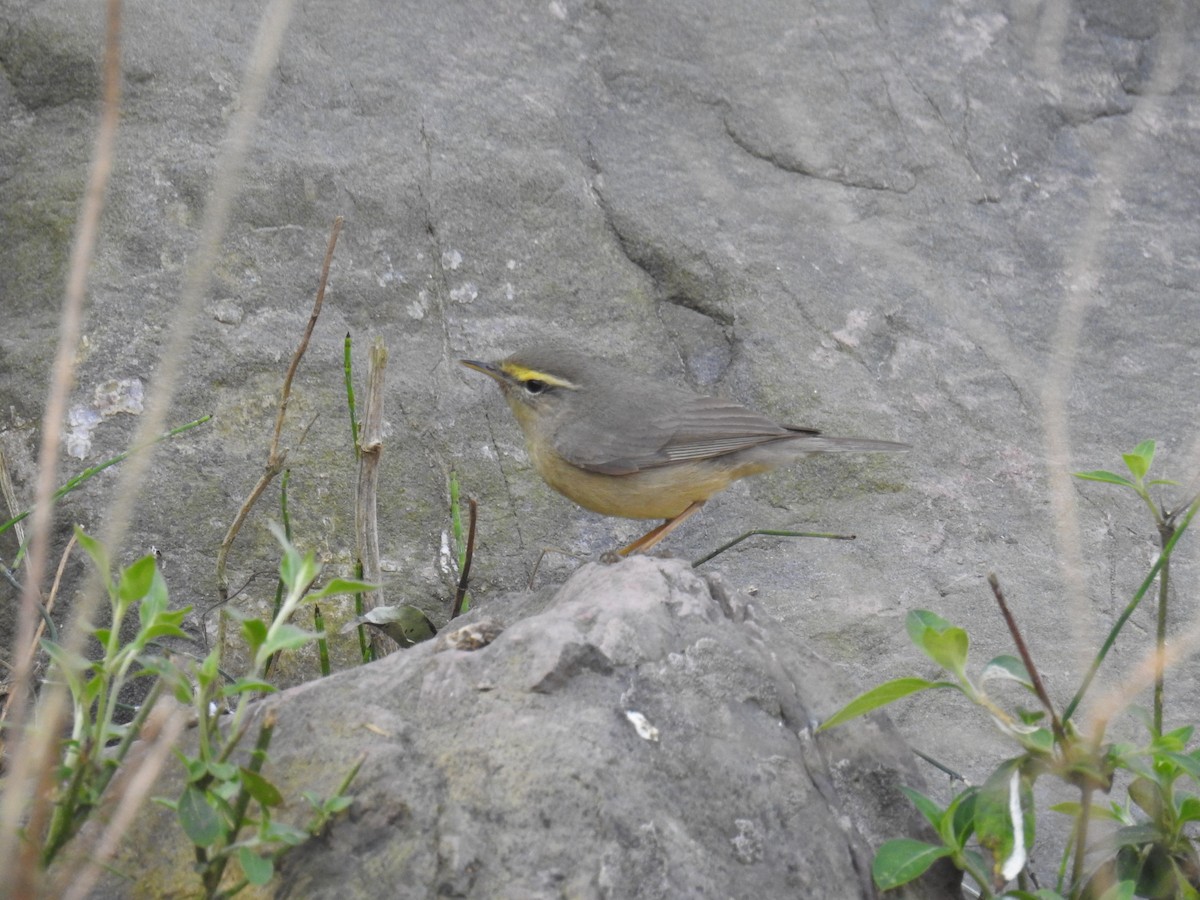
{"left": 1074, "top": 440, "right": 1182, "bottom": 735}
{"left": 448, "top": 470, "right": 477, "bottom": 618}
{"left": 820, "top": 440, "right": 1200, "bottom": 898}
{"left": 156, "top": 523, "right": 370, "bottom": 896}
{"left": 25, "top": 523, "right": 368, "bottom": 896}
{"left": 36, "top": 527, "right": 189, "bottom": 866}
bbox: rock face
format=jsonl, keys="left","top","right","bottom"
{"left": 100, "top": 556, "right": 958, "bottom": 898}
{"left": 3, "top": 0, "right": 1199, "bottom": 893}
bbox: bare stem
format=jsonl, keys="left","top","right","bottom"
{"left": 215, "top": 216, "right": 343, "bottom": 601}
{"left": 355, "top": 339, "right": 393, "bottom": 656}
{"left": 988, "top": 573, "right": 1066, "bottom": 744}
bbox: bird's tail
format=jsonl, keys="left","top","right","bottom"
{"left": 738, "top": 431, "right": 910, "bottom": 468}
{"left": 785, "top": 433, "right": 910, "bottom": 453}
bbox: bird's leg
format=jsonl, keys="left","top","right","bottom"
{"left": 618, "top": 501, "right": 706, "bottom": 556}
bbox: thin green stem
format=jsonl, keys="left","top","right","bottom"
{"left": 263, "top": 469, "right": 292, "bottom": 679}
{"left": 1055, "top": 818, "right": 1075, "bottom": 895}
{"left": 86, "top": 588, "right": 130, "bottom": 779}
{"left": 314, "top": 605, "right": 330, "bottom": 677}
{"left": 202, "top": 713, "right": 277, "bottom": 898}
{"left": 354, "top": 559, "right": 370, "bottom": 664}
{"left": 691, "top": 529, "right": 856, "bottom": 568}
{"left": 451, "top": 498, "right": 477, "bottom": 620}
{"left": 1071, "top": 784, "right": 1094, "bottom": 894}
{"left": 344, "top": 332, "right": 359, "bottom": 452}
{"left": 449, "top": 472, "right": 466, "bottom": 569}
{"left": 1153, "top": 521, "right": 1172, "bottom": 736}
{"left": 1135, "top": 481, "right": 1164, "bottom": 529}
{"left": 41, "top": 746, "right": 93, "bottom": 865}
{"left": 959, "top": 855, "right": 996, "bottom": 899}
{"left": 1063, "top": 498, "right": 1197, "bottom": 722}
{"left": 0, "top": 415, "right": 212, "bottom": 543}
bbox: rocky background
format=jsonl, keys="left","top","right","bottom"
{"left": 2, "top": 0, "right": 1199, "bottom": 894}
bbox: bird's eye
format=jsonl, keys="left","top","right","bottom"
{"left": 524, "top": 379, "right": 548, "bottom": 395}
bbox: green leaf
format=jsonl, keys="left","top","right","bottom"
{"left": 176, "top": 752, "right": 207, "bottom": 782}
{"left": 43, "top": 638, "right": 93, "bottom": 678}
{"left": 903, "top": 610, "right": 968, "bottom": 676}
{"left": 273, "top": 521, "right": 319, "bottom": 593}
{"left": 261, "top": 819, "right": 308, "bottom": 846}
{"left": 238, "top": 846, "right": 274, "bottom": 886}
{"left": 905, "top": 609, "right": 953, "bottom": 645}
{"left": 74, "top": 526, "right": 111, "bottom": 586}
{"left": 197, "top": 648, "right": 219, "bottom": 688}
{"left": 946, "top": 787, "right": 980, "bottom": 849}
{"left": 1050, "top": 800, "right": 1129, "bottom": 824}
{"left": 1128, "top": 777, "right": 1163, "bottom": 820}
{"left": 142, "top": 622, "right": 188, "bottom": 642}
{"left": 239, "top": 768, "right": 284, "bottom": 808}
{"left": 1177, "top": 795, "right": 1200, "bottom": 824}
{"left": 41, "top": 639, "right": 92, "bottom": 700}
{"left": 982, "top": 655, "right": 1034, "bottom": 690}
{"left": 898, "top": 785, "right": 943, "bottom": 830}
{"left": 321, "top": 795, "right": 353, "bottom": 815}
{"left": 1163, "top": 751, "right": 1200, "bottom": 778}
{"left": 223, "top": 678, "right": 276, "bottom": 696}
{"left": 1022, "top": 727, "right": 1055, "bottom": 754}
{"left": 260, "top": 623, "right": 315, "bottom": 659}
{"left": 1109, "top": 822, "right": 1165, "bottom": 852}
{"left": 207, "top": 760, "right": 239, "bottom": 782}
{"left": 817, "top": 678, "right": 960, "bottom": 732}
{"left": 241, "top": 618, "right": 269, "bottom": 653}
{"left": 137, "top": 566, "right": 170, "bottom": 627}
{"left": 1126, "top": 440, "right": 1156, "bottom": 477}
{"left": 871, "top": 839, "right": 953, "bottom": 890}
{"left": 1162, "top": 722, "right": 1193, "bottom": 742}
{"left": 975, "top": 760, "right": 1034, "bottom": 883}
{"left": 307, "top": 577, "right": 378, "bottom": 601}
{"left": 920, "top": 626, "right": 969, "bottom": 677}
{"left": 1158, "top": 724, "right": 1195, "bottom": 750}
{"left": 1073, "top": 470, "right": 1134, "bottom": 487}
{"left": 177, "top": 786, "right": 223, "bottom": 847}
{"left": 1120, "top": 752, "right": 1158, "bottom": 782}
{"left": 117, "top": 554, "right": 157, "bottom": 605}
{"left": 1122, "top": 454, "right": 1148, "bottom": 481}
{"left": 1095, "top": 880, "right": 1136, "bottom": 900}
{"left": 82, "top": 672, "right": 105, "bottom": 708}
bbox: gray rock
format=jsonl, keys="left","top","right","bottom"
{"left": 2, "top": 0, "right": 1199, "bottom": 891}
{"left": 97, "top": 556, "right": 958, "bottom": 898}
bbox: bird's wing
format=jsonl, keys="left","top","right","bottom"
{"left": 555, "top": 389, "right": 813, "bottom": 475}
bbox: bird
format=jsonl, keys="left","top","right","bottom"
{"left": 340, "top": 604, "right": 438, "bottom": 647}
{"left": 461, "top": 344, "right": 908, "bottom": 555}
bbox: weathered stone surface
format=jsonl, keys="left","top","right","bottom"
{"left": 2, "top": 0, "right": 1199, "bottom": 891}
{"left": 97, "top": 557, "right": 958, "bottom": 898}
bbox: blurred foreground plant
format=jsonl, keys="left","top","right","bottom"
{"left": 821, "top": 440, "right": 1200, "bottom": 898}
{"left": 23, "top": 525, "right": 368, "bottom": 897}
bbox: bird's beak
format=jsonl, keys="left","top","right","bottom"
{"left": 459, "top": 358, "right": 507, "bottom": 384}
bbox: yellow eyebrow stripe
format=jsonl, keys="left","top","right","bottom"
{"left": 500, "top": 364, "right": 578, "bottom": 389}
